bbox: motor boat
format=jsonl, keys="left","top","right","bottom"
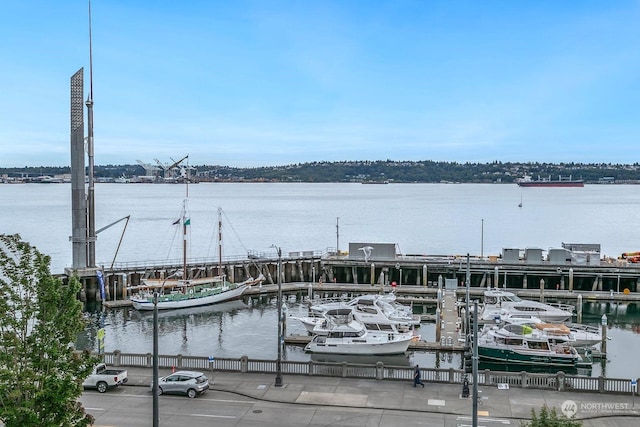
{"left": 479, "top": 289, "right": 574, "bottom": 322}
{"left": 308, "top": 293, "right": 420, "bottom": 326}
{"left": 490, "top": 313, "right": 602, "bottom": 347}
{"left": 483, "top": 321, "right": 601, "bottom": 349}
{"left": 299, "top": 308, "right": 415, "bottom": 335}
{"left": 303, "top": 309, "right": 418, "bottom": 355}
{"left": 477, "top": 324, "right": 589, "bottom": 368}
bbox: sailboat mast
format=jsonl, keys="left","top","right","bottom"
{"left": 218, "top": 208, "right": 223, "bottom": 277}
{"left": 86, "top": 0, "right": 96, "bottom": 267}
{"left": 182, "top": 199, "right": 188, "bottom": 281}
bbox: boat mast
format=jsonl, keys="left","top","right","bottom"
{"left": 86, "top": 0, "right": 96, "bottom": 267}
{"left": 182, "top": 199, "right": 188, "bottom": 282}
{"left": 182, "top": 168, "right": 189, "bottom": 282}
{"left": 218, "top": 208, "right": 223, "bottom": 277}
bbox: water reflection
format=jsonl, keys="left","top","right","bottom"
{"left": 129, "top": 300, "right": 248, "bottom": 321}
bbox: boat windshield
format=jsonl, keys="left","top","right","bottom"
{"left": 503, "top": 294, "right": 522, "bottom": 302}
{"left": 526, "top": 340, "right": 550, "bottom": 351}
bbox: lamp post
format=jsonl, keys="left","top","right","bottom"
{"left": 271, "top": 245, "right": 284, "bottom": 387}
{"left": 153, "top": 270, "right": 181, "bottom": 427}
{"left": 152, "top": 291, "right": 159, "bottom": 427}
{"left": 481, "top": 219, "right": 484, "bottom": 259}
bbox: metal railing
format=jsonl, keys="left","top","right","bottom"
{"left": 102, "top": 249, "right": 329, "bottom": 272}
{"left": 104, "top": 350, "right": 635, "bottom": 395}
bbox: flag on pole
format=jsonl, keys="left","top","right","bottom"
{"left": 184, "top": 218, "right": 191, "bottom": 226}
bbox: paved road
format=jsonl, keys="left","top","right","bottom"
{"left": 80, "top": 368, "right": 640, "bottom": 426}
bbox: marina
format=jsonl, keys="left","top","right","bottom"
{"left": 3, "top": 183, "right": 640, "bottom": 381}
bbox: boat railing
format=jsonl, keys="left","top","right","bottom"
{"left": 308, "top": 296, "right": 353, "bottom": 306}
{"left": 102, "top": 350, "right": 636, "bottom": 395}
{"left": 547, "top": 302, "right": 576, "bottom": 312}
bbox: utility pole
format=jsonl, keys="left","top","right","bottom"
{"left": 336, "top": 217, "right": 339, "bottom": 254}
{"left": 473, "top": 300, "right": 479, "bottom": 427}
{"left": 480, "top": 219, "right": 484, "bottom": 259}
{"left": 272, "top": 245, "right": 283, "bottom": 387}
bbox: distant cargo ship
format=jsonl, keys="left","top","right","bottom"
{"left": 517, "top": 175, "right": 584, "bottom": 188}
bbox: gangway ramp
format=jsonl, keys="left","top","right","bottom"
{"left": 438, "top": 289, "right": 462, "bottom": 349}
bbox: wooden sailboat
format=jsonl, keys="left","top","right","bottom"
{"left": 130, "top": 201, "right": 263, "bottom": 311}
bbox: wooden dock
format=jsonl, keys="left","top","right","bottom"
{"left": 437, "top": 289, "right": 463, "bottom": 347}
{"left": 103, "top": 281, "right": 640, "bottom": 309}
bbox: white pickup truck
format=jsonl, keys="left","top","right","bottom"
{"left": 82, "top": 363, "right": 128, "bottom": 393}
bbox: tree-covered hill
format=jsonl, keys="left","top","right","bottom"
{"left": 1, "top": 160, "right": 639, "bottom": 183}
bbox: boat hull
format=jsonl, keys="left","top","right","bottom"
{"left": 304, "top": 334, "right": 415, "bottom": 355}
{"left": 131, "top": 285, "right": 248, "bottom": 310}
{"left": 517, "top": 181, "right": 584, "bottom": 187}
{"left": 478, "top": 345, "right": 578, "bottom": 367}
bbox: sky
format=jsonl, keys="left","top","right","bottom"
{"left": 0, "top": 1, "right": 639, "bottom": 168}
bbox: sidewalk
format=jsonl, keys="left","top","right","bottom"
{"left": 124, "top": 367, "right": 640, "bottom": 422}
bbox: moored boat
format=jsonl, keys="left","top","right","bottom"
{"left": 130, "top": 276, "right": 259, "bottom": 311}
{"left": 477, "top": 325, "right": 585, "bottom": 367}
{"left": 479, "top": 289, "right": 574, "bottom": 323}
{"left": 483, "top": 321, "right": 601, "bottom": 349}
{"left": 491, "top": 314, "right": 602, "bottom": 347}
{"left": 303, "top": 309, "right": 417, "bottom": 355}
{"left": 130, "top": 202, "right": 263, "bottom": 311}
{"left": 309, "top": 293, "right": 420, "bottom": 326}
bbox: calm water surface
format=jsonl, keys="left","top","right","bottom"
{"left": 3, "top": 183, "right": 640, "bottom": 272}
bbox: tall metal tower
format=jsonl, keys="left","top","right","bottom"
{"left": 70, "top": 68, "right": 88, "bottom": 269}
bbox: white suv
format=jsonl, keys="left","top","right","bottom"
{"left": 152, "top": 371, "right": 209, "bottom": 398}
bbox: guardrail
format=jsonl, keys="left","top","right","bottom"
{"left": 103, "top": 351, "right": 636, "bottom": 395}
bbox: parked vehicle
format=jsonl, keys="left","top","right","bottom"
{"left": 82, "top": 363, "right": 128, "bottom": 393}
{"left": 151, "top": 371, "right": 209, "bottom": 398}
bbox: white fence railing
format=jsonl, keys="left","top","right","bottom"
{"left": 104, "top": 351, "right": 635, "bottom": 395}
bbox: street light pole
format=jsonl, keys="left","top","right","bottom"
{"left": 152, "top": 291, "right": 159, "bottom": 427}
{"left": 481, "top": 219, "right": 484, "bottom": 259}
{"left": 273, "top": 246, "right": 283, "bottom": 387}
{"left": 152, "top": 271, "right": 180, "bottom": 427}
{"left": 472, "top": 300, "right": 479, "bottom": 427}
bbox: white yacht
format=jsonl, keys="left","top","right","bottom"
{"left": 304, "top": 309, "right": 417, "bottom": 355}
{"left": 308, "top": 293, "right": 420, "bottom": 326}
{"left": 479, "top": 289, "right": 574, "bottom": 322}
{"left": 298, "top": 308, "right": 414, "bottom": 335}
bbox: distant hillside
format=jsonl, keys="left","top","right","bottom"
{"left": 2, "top": 160, "right": 639, "bottom": 183}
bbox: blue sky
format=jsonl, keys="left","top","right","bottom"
{"left": 1, "top": 1, "right": 639, "bottom": 168}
